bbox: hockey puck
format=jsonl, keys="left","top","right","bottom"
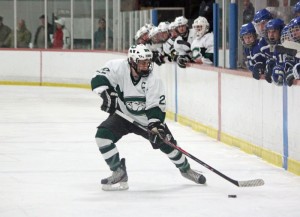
{"left": 228, "top": 194, "right": 237, "bottom": 198}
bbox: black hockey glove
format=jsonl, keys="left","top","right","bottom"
{"left": 285, "top": 69, "right": 295, "bottom": 87}
{"left": 148, "top": 121, "right": 166, "bottom": 145}
{"left": 252, "top": 63, "right": 264, "bottom": 80}
{"left": 284, "top": 57, "right": 295, "bottom": 73}
{"left": 152, "top": 51, "right": 165, "bottom": 66}
{"left": 265, "top": 58, "right": 276, "bottom": 83}
{"left": 177, "top": 55, "right": 190, "bottom": 68}
{"left": 100, "top": 89, "right": 118, "bottom": 114}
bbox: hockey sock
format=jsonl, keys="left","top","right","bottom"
{"left": 96, "top": 128, "right": 120, "bottom": 171}
{"left": 159, "top": 145, "right": 190, "bottom": 172}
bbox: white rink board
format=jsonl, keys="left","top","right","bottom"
{"left": 177, "top": 66, "right": 218, "bottom": 128}
{"left": 0, "top": 50, "right": 41, "bottom": 82}
{"left": 0, "top": 50, "right": 299, "bottom": 164}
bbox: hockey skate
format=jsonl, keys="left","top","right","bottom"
{"left": 180, "top": 168, "right": 206, "bottom": 184}
{"left": 101, "top": 158, "right": 129, "bottom": 191}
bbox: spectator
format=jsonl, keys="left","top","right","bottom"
{"left": 17, "top": 19, "right": 32, "bottom": 48}
{"left": 33, "top": 14, "right": 54, "bottom": 48}
{"left": 243, "top": 0, "right": 255, "bottom": 24}
{"left": 94, "top": 18, "right": 112, "bottom": 49}
{"left": 0, "top": 16, "right": 11, "bottom": 48}
{"left": 52, "top": 17, "right": 70, "bottom": 49}
{"left": 7, "top": 19, "right": 32, "bottom": 48}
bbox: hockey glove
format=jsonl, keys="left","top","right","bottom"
{"left": 252, "top": 62, "right": 264, "bottom": 80}
{"left": 100, "top": 89, "right": 118, "bottom": 114}
{"left": 148, "top": 121, "right": 166, "bottom": 145}
{"left": 265, "top": 58, "right": 276, "bottom": 83}
{"left": 285, "top": 69, "right": 295, "bottom": 87}
{"left": 272, "top": 65, "right": 284, "bottom": 86}
{"left": 152, "top": 51, "right": 165, "bottom": 66}
{"left": 177, "top": 55, "right": 190, "bottom": 68}
{"left": 284, "top": 57, "right": 295, "bottom": 73}
{"left": 293, "top": 63, "right": 300, "bottom": 80}
{"left": 286, "top": 63, "right": 300, "bottom": 86}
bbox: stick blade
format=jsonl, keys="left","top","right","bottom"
{"left": 237, "top": 179, "right": 265, "bottom": 187}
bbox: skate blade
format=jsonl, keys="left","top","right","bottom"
{"left": 102, "top": 182, "right": 129, "bottom": 191}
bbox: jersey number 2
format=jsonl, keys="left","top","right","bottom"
{"left": 159, "top": 95, "right": 166, "bottom": 105}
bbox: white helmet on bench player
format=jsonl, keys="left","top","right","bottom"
{"left": 193, "top": 16, "right": 209, "bottom": 38}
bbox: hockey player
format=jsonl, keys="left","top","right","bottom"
{"left": 253, "top": 8, "right": 274, "bottom": 83}
{"left": 148, "top": 26, "right": 166, "bottom": 66}
{"left": 284, "top": 17, "right": 300, "bottom": 86}
{"left": 191, "top": 16, "right": 214, "bottom": 65}
{"left": 239, "top": 22, "right": 266, "bottom": 80}
{"left": 293, "top": 1, "right": 300, "bottom": 17}
{"left": 162, "top": 21, "right": 178, "bottom": 62}
{"left": 173, "top": 16, "right": 197, "bottom": 68}
{"left": 263, "top": 18, "right": 285, "bottom": 85}
{"left": 135, "top": 25, "right": 151, "bottom": 45}
{"left": 91, "top": 44, "right": 206, "bottom": 191}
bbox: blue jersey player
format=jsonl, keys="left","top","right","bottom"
{"left": 240, "top": 22, "right": 266, "bottom": 80}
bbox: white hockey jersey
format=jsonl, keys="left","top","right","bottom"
{"left": 174, "top": 28, "right": 197, "bottom": 56}
{"left": 191, "top": 32, "right": 214, "bottom": 64}
{"left": 91, "top": 59, "right": 166, "bottom": 126}
{"left": 163, "top": 38, "right": 175, "bottom": 57}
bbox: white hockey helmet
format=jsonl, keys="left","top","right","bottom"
{"left": 144, "top": 23, "right": 154, "bottom": 31}
{"left": 128, "top": 44, "right": 153, "bottom": 77}
{"left": 135, "top": 26, "right": 149, "bottom": 43}
{"left": 168, "top": 21, "right": 178, "bottom": 38}
{"left": 158, "top": 21, "right": 170, "bottom": 32}
{"left": 157, "top": 21, "right": 170, "bottom": 43}
{"left": 168, "top": 22, "right": 176, "bottom": 30}
{"left": 149, "top": 27, "right": 160, "bottom": 43}
{"left": 174, "top": 16, "right": 189, "bottom": 37}
{"left": 174, "top": 16, "right": 188, "bottom": 26}
{"left": 192, "top": 16, "right": 209, "bottom": 38}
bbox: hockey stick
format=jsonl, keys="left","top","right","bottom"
{"left": 281, "top": 41, "right": 300, "bottom": 58}
{"left": 115, "top": 110, "right": 264, "bottom": 187}
{"left": 275, "top": 45, "right": 297, "bottom": 57}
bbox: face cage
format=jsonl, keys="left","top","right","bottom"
{"left": 194, "top": 25, "right": 206, "bottom": 38}
{"left": 254, "top": 20, "right": 268, "bottom": 38}
{"left": 240, "top": 33, "right": 257, "bottom": 48}
{"left": 281, "top": 32, "right": 291, "bottom": 44}
{"left": 129, "top": 58, "right": 153, "bottom": 77}
{"left": 289, "top": 25, "right": 300, "bottom": 43}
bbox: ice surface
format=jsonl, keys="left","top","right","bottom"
{"left": 0, "top": 85, "right": 299, "bottom": 217}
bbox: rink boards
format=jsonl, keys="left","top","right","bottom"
{"left": 0, "top": 49, "right": 299, "bottom": 175}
